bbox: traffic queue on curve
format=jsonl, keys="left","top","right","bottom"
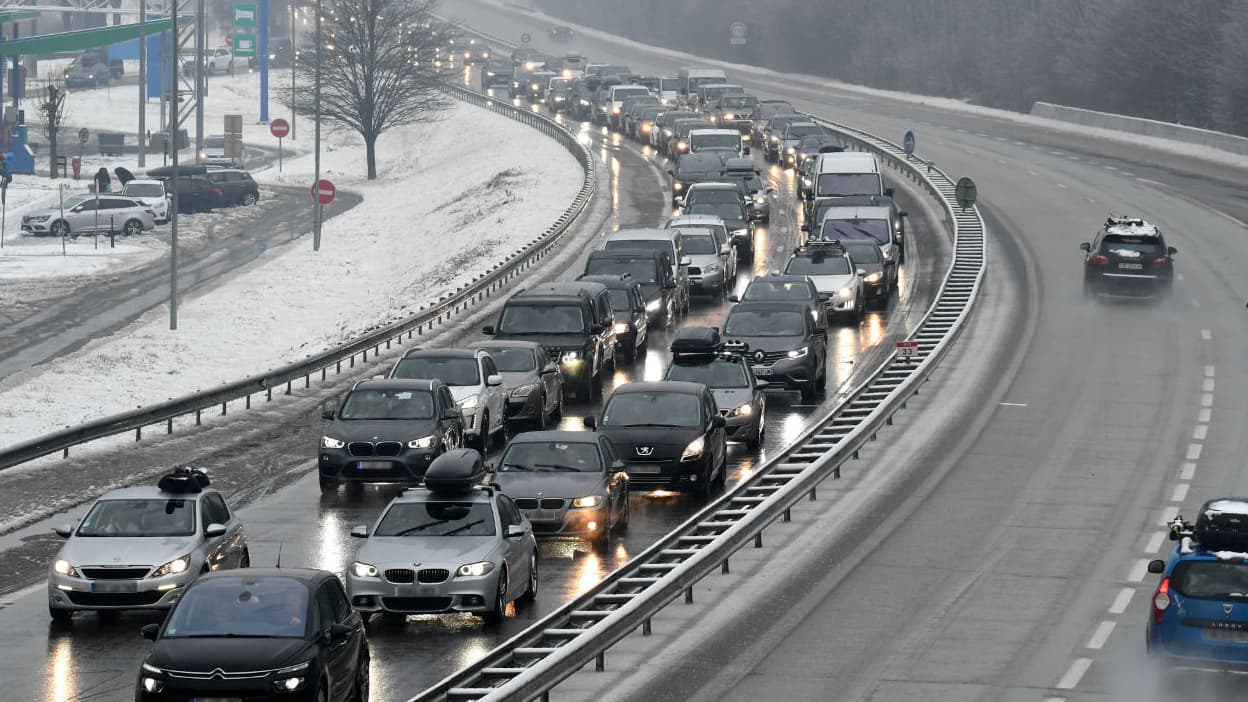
{"left": 42, "top": 32, "right": 924, "bottom": 702}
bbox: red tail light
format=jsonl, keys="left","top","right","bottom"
{"left": 1153, "top": 577, "right": 1171, "bottom": 624}
{"left": 1152, "top": 257, "right": 1169, "bottom": 267}
{"left": 213, "top": 187, "right": 223, "bottom": 196}
{"left": 1088, "top": 253, "right": 1109, "bottom": 265}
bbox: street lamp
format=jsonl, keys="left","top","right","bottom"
{"left": 312, "top": 0, "right": 322, "bottom": 251}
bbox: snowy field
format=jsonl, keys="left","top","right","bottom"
{"left": 0, "top": 97, "right": 584, "bottom": 450}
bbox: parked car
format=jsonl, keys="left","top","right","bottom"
{"left": 21, "top": 194, "right": 155, "bottom": 236}
{"left": 203, "top": 168, "right": 260, "bottom": 206}
{"left": 166, "top": 175, "right": 224, "bottom": 213}
{"left": 121, "top": 178, "right": 171, "bottom": 224}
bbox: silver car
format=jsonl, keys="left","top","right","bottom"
{"left": 667, "top": 214, "right": 737, "bottom": 283}
{"left": 680, "top": 228, "right": 729, "bottom": 298}
{"left": 389, "top": 348, "right": 507, "bottom": 450}
{"left": 468, "top": 340, "right": 564, "bottom": 429}
{"left": 21, "top": 193, "right": 157, "bottom": 237}
{"left": 47, "top": 468, "right": 249, "bottom": 622}
{"left": 347, "top": 455, "right": 538, "bottom": 624}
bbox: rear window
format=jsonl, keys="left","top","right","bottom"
{"left": 819, "top": 219, "right": 890, "bottom": 245}
{"left": 816, "top": 173, "right": 882, "bottom": 197}
{"left": 603, "top": 239, "right": 673, "bottom": 261}
{"left": 1099, "top": 234, "right": 1163, "bottom": 258}
{"left": 586, "top": 256, "right": 661, "bottom": 284}
{"left": 1172, "top": 561, "right": 1248, "bottom": 600}
{"left": 785, "top": 255, "right": 852, "bottom": 276}
{"left": 613, "top": 87, "right": 650, "bottom": 100}
{"left": 690, "top": 133, "right": 740, "bottom": 151}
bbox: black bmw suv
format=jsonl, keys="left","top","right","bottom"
{"left": 1081, "top": 215, "right": 1176, "bottom": 298}
{"left": 722, "top": 301, "right": 827, "bottom": 400}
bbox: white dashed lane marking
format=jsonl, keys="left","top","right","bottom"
{"left": 1201, "top": 328, "right": 1212, "bottom": 340}
{"left": 1057, "top": 658, "right": 1093, "bottom": 690}
{"left": 1205, "top": 365, "right": 1216, "bottom": 377}
{"left": 1198, "top": 409, "right": 1211, "bottom": 423}
{"left": 1086, "top": 621, "right": 1116, "bottom": 650}
{"left": 1172, "top": 483, "right": 1190, "bottom": 502}
{"left": 1144, "top": 531, "right": 1167, "bottom": 554}
{"left": 1202, "top": 378, "right": 1215, "bottom": 392}
{"left": 1201, "top": 393, "right": 1213, "bottom": 407}
{"left": 1179, "top": 462, "right": 1197, "bottom": 480}
{"left": 1193, "top": 425, "right": 1208, "bottom": 440}
{"left": 1186, "top": 443, "right": 1203, "bottom": 461}
{"left": 1159, "top": 506, "right": 1180, "bottom": 525}
{"left": 1109, "top": 587, "right": 1134, "bottom": 615}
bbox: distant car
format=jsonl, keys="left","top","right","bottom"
{"left": 782, "top": 241, "right": 865, "bottom": 323}
{"left": 467, "top": 340, "right": 564, "bottom": 429}
{"left": 64, "top": 55, "right": 114, "bottom": 87}
{"left": 582, "top": 249, "right": 679, "bottom": 331}
{"left": 680, "top": 182, "right": 753, "bottom": 259}
{"left": 1082, "top": 215, "right": 1175, "bottom": 298}
{"left": 483, "top": 286, "right": 609, "bottom": 399}
{"left": 459, "top": 35, "right": 491, "bottom": 64}
{"left": 576, "top": 273, "right": 650, "bottom": 362}
{"left": 481, "top": 58, "right": 513, "bottom": 90}
{"left": 667, "top": 213, "right": 736, "bottom": 283}
{"left": 347, "top": 450, "right": 537, "bottom": 623}
{"left": 203, "top": 167, "right": 260, "bottom": 206}
{"left": 388, "top": 348, "right": 507, "bottom": 450}
{"left": 665, "top": 327, "right": 766, "bottom": 449}
{"left": 248, "top": 37, "right": 293, "bottom": 69}
{"left": 491, "top": 430, "right": 630, "bottom": 548}
{"left": 122, "top": 178, "right": 171, "bottom": 224}
{"left": 730, "top": 274, "right": 828, "bottom": 331}
{"left": 199, "top": 134, "right": 226, "bottom": 160}
{"left": 205, "top": 46, "right": 233, "bottom": 74}
{"left": 678, "top": 226, "right": 730, "bottom": 299}
{"left": 317, "top": 378, "right": 466, "bottom": 493}
{"left": 136, "top": 568, "right": 368, "bottom": 702}
{"left": 550, "top": 25, "right": 575, "bottom": 40}
{"left": 48, "top": 468, "right": 248, "bottom": 622}
{"left": 21, "top": 194, "right": 156, "bottom": 237}
{"left": 843, "top": 239, "right": 895, "bottom": 305}
{"left": 723, "top": 301, "right": 828, "bottom": 400}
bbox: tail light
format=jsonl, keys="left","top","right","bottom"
{"left": 1151, "top": 257, "right": 1169, "bottom": 267}
{"left": 213, "top": 187, "right": 223, "bottom": 196}
{"left": 1153, "top": 577, "right": 1171, "bottom": 624}
{"left": 1088, "top": 253, "right": 1109, "bottom": 265}
{"left": 144, "top": 209, "right": 155, "bottom": 216}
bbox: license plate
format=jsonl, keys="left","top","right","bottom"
{"left": 356, "top": 461, "right": 390, "bottom": 470}
{"left": 1118, "top": 263, "right": 1143, "bottom": 270}
{"left": 752, "top": 366, "right": 772, "bottom": 376}
{"left": 192, "top": 698, "right": 242, "bottom": 702}
{"left": 530, "top": 510, "right": 558, "bottom": 521}
{"left": 1203, "top": 628, "right": 1248, "bottom": 644}
{"left": 91, "top": 581, "right": 137, "bottom": 593}
{"left": 628, "top": 464, "right": 662, "bottom": 474}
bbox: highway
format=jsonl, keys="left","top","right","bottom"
{"left": 439, "top": 2, "right": 1248, "bottom": 701}
{"left": 0, "top": 52, "right": 950, "bottom": 700}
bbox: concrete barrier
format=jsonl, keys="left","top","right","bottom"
{"left": 1030, "top": 101, "right": 1248, "bottom": 157}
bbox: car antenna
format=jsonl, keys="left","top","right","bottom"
{"left": 275, "top": 541, "right": 283, "bottom": 569}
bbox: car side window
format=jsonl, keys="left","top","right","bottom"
{"left": 704, "top": 392, "right": 717, "bottom": 421}
{"left": 598, "top": 437, "right": 616, "bottom": 468}
{"left": 205, "top": 493, "right": 231, "bottom": 523}
{"left": 496, "top": 495, "right": 521, "bottom": 527}
{"left": 328, "top": 579, "right": 352, "bottom": 622}
{"left": 315, "top": 584, "right": 336, "bottom": 632}
{"left": 481, "top": 355, "right": 498, "bottom": 378}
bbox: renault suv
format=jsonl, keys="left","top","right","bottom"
{"left": 723, "top": 301, "right": 827, "bottom": 401}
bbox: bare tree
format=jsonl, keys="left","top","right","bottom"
{"left": 33, "top": 81, "right": 69, "bottom": 179}
{"left": 289, "top": 0, "right": 451, "bottom": 179}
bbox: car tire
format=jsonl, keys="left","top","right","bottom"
{"left": 239, "top": 549, "right": 250, "bottom": 568}
{"left": 318, "top": 475, "right": 339, "bottom": 494}
{"left": 123, "top": 219, "right": 143, "bottom": 236}
{"left": 482, "top": 569, "right": 508, "bottom": 625}
{"left": 49, "top": 606, "right": 72, "bottom": 624}
{"left": 518, "top": 553, "right": 538, "bottom": 604}
{"left": 472, "top": 412, "right": 491, "bottom": 451}
{"left": 50, "top": 220, "right": 69, "bottom": 237}
{"left": 316, "top": 682, "right": 328, "bottom": 702}
{"left": 242, "top": 191, "right": 258, "bottom": 206}
{"left": 713, "top": 453, "right": 727, "bottom": 488}
{"left": 351, "top": 649, "right": 370, "bottom": 702}
{"left": 617, "top": 494, "right": 630, "bottom": 530}
{"left": 746, "top": 412, "right": 765, "bottom": 451}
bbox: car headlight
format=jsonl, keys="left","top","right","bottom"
{"left": 754, "top": 195, "right": 766, "bottom": 205}
{"left": 273, "top": 676, "right": 304, "bottom": 692}
{"left": 53, "top": 559, "right": 78, "bottom": 577}
{"left": 811, "top": 309, "right": 820, "bottom": 321}
{"left": 531, "top": 84, "right": 540, "bottom": 91}
{"left": 786, "top": 146, "right": 796, "bottom": 154}
{"left": 645, "top": 299, "right": 661, "bottom": 312}
{"left": 882, "top": 248, "right": 894, "bottom": 260}
{"left": 641, "top": 123, "right": 652, "bottom": 133}
{"left": 864, "top": 272, "right": 882, "bottom": 284}
{"left": 555, "top": 96, "right": 565, "bottom": 101}
{"left": 681, "top": 436, "right": 705, "bottom": 461}
{"left": 613, "top": 322, "right": 630, "bottom": 334}
{"left": 142, "top": 677, "right": 163, "bottom": 693}
{"left": 787, "top": 347, "right": 809, "bottom": 359}
{"left": 321, "top": 436, "right": 345, "bottom": 449}
{"left": 729, "top": 402, "right": 753, "bottom": 417}
{"left": 561, "top": 350, "right": 582, "bottom": 363}
{"left": 459, "top": 395, "right": 480, "bottom": 410}
{"left": 486, "top": 71, "right": 495, "bottom": 76}
{"left": 663, "top": 128, "right": 673, "bottom": 137}
{"left": 571, "top": 495, "right": 603, "bottom": 508}
{"left": 677, "top": 141, "right": 688, "bottom": 151}
{"left": 510, "top": 383, "right": 538, "bottom": 399}
{"left": 770, "top": 135, "right": 779, "bottom": 143}
{"left": 351, "top": 561, "right": 378, "bottom": 578}
{"left": 580, "top": 99, "right": 589, "bottom": 105}
{"left": 456, "top": 561, "right": 496, "bottom": 577}
{"left": 673, "top": 182, "right": 683, "bottom": 191}
{"left": 151, "top": 555, "right": 190, "bottom": 578}
{"left": 276, "top": 661, "right": 311, "bottom": 675}
{"left": 703, "top": 262, "right": 720, "bottom": 273}
{"left": 838, "top": 287, "right": 853, "bottom": 299}
{"left": 142, "top": 662, "right": 163, "bottom": 675}
{"left": 612, "top": 106, "right": 621, "bottom": 114}
{"left": 731, "top": 228, "right": 748, "bottom": 239}
{"left": 407, "top": 435, "right": 437, "bottom": 449}
{"left": 28, "top": 215, "right": 50, "bottom": 222}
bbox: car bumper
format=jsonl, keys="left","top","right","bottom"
{"left": 823, "top": 294, "right": 859, "bottom": 316}
{"left": 21, "top": 222, "right": 51, "bottom": 233}
{"left": 137, "top": 674, "right": 325, "bottom": 701}
{"left": 689, "top": 271, "right": 726, "bottom": 292}
{"left": 48, "top": 569, "right": 196, "bottom": 612}
{"left": 863, "top": 280, "right": 889, "bottom": 300}
{"left": 347, "top": 568, "right": 500, "bottom": 615}
{"left": 505, "top": 392, "right": 544, "bottom": 420}
{"left": 624, "top": 454, "right": 714, "bottom": 491}
{"left": 318, "top": 449, "right": 439, "bottom": 484}
{"left": 1087, "top": 272, "right": 1170, "bottom": 296}
{"left": 1148, "top": 626, "right": 1248, "bottom": 669}
{"left": 522, "top": 505, "right": 609, "bottom": 538}
{"left": 750, "top": 357, "right": 816, "bottom": 390}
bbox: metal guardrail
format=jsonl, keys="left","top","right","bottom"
{"left": 407, "top": 113, "right": 986, "bottom": 701}
{"left": 0, "top": 83, "right": 597, "bottom": 472}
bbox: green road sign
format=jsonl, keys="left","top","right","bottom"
{"left": 233, "top": 32, "right": 257, "bottom": 57}
{"left": 232, "top": 2, "right": 257, "bottom": 27}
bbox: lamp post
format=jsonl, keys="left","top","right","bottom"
{"left": 312, "top": 0, "right": 321, "bottom": 251}
{"left": 138, "top": 0, "right": 146, "bottom": 168}
{"left": 169, "top": 0, "right": 181, "bottom": 330}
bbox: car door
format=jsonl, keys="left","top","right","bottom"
{"left": 437, "top": 385, "right": 462, "bottom": 448}
{"left": 198, "top": 493, "right": 231, "bottom": 571}
{"left": 704, "top": 391, "right": 726, "bottom": 469}
{"left": 598, "top": 436, "right": 625, "bottom": 516}
{"left": 315, "top": 581, "right": 357, "bottom": 701}
{"left": 68, "top": 198, "right": 99, "bottom": 230}
{"left": 480, "top": 354, "right": 504, "bottom": 433}
{"left": 495, "top": 495, "right": 527, "bottom": 599}
{"left": 205, "top": 492, "right": 246, "bottom": 567}
{"left": 537, "top": 348, "right": 560, "bottom": 414}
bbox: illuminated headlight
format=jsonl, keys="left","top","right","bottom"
{"left": 407, "top": 435, "right": 437, "bottom": 449}
{"left": 554, "top": 96, "right": 566, "bottom": 101}
{"left": 531, "top": 83, "right": 541, "bottom": 91}
{"left": 277, "top": 661, "right": 311, "bottom": 676}
{"left": 731, "top": 228, "right": 748, "bottom": 239}
{"left": 673, "top": 182, "right": 683, "bottom": 191}
{"left": 754, "top": 195, "right": 766, "bottom": 205}
{"left": 53, "top": 559, "right": 77, "bottom": 577}
{"left": 457, "top": 561, "right": 496, "bottom": 577}
{"left": 663, "top": 128, "right": 673, "bottom": 137}
{"left": 486, "top": 71, "right": 495, "bottom": 76}
{"left": 729, "top": 403, "right": 753, "bottom": 417}
{"left": 274, "top": 676, "right": 304, "bottom": 692}
{"left": 464, "top": 52, "right": 471, "bottom": 59}
{"left": 459, "top": 395, "right": 480, "bottom": 410}
{"left": 152, "top": 555, "right": 190, "bottom": 578}
{"left": 321, "top": 436, "right": 345, "bottom": 449}
{"left": 525, "top": 61, "right": 539, "bottom": 70}
{"left": 579, "top": 99, "right": 589, "bottom": 105}
{"left": 510, "top": 384, "right": 538, "bottom": 399}
{"left": 864, "top": 272, "right": 882, "bottom": 284}
{"left": 810, "top": 309, "right": 819, "bottom": 321}
{"left": 770, "top": 135, "right": 779, "bottom": 143}
{"left": 681, "top": 436, "right": 705, "bottom": 461}
{"left": 351, "top": 561, "right": 378, "bottom": 578}
{"left": 613, "top": 322, "right": 630, "bottom": 334}
{"left": 641, "top": 123, "right": 652, "bottom": 133}
{"left": 786, "top": 146, "right": 796, "bottom": 154}
{"left": 142, "top": 663, "right": 163, "bottom": 676}
{"left": 561, "top": 350, "right": 582, "bottom": 363}
{"left": 142, "top": 677, "right": 164, "bottom": 693}
{"left": 645, "top": 299, "right": 661, "bottom": 312}
{"left": 837, "top": 287, "right": 854, "bottom": 299}
{"left": 677, "top": 141, "right": 688, "bottom": 151}
{"left": 612, "top": 106, "right": 621, "bottom": 115}
{"left": 571, "top": 495, "right": 603, "bottom": 508}
{"left": 709, "top": 115, "right": 718, "bottom": 123}
{"left": 787, "top": 347, "right": 809, "bottom": 359}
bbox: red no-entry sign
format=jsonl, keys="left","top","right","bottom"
{"left": 270, "top": 118, "right": 290, "bottom": 138}
{"left": 311, "top": 179, "right": 336, "bottom": 205}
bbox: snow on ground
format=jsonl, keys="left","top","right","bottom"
{"left": 0, "top": 98, "right": 584, "bottom": 450}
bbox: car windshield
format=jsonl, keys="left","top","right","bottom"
{"left": 786, "top": 125, "right": 823, "bottom": 138}
{"left": 759, "top": 104, "right": 795, "bottom": 119}
{"left": 845, "top": 243, "right": 882, "bottom": 263}
{"left": 339, "top": 389, "right": 435, "bottom": 420}
{"left": 743, "top": 281, "right": 814, "bottom": 301}
{"left": 681, "top": 233, "right": 718, "bottom": 255}
{"left": 391, "top": 357, "right": 481, "bottom": 386}
{"left": 720, "top": 96, "right": 758, "bottom": 109}
{"left": 499, "top": 441, "right": 602, "bottom": 472}
{"left": 785, "top": 255, "right": 852, "bottom": 276}
{"left": 688, "top": 189, "right": 740, "bottom": 204}
{"left": 498, "top": 304, "right": 587, "bottom": 334}
{"left": 1172, "top": 561, "right": 1248, "bottom": 600}
{"left": 77, "top": 498, "right": 196, "bottom": 537}
{"left": 800, "top": 136, "right": 841, "bottom": 151}
{"left": 125, "top": 183, "right": 164, "bottom": 198}
{"left": 479, "top": 347, "right": 536, "bottom": 372}
{"left": 603, "top": 240, "right": 674, "bottom": 263}
{"left": 687, "top": 202, "right": 744, "bottom": 220}
{"left": 660, "top": 77, "right": 681, "bottom": 90}
{"left": 724, "top": 310, "right": 807, "bottom": 337}
{"left": 613, "top": 88, "right": 649, "bottom": 100}
{"left": 691, "top": 134, "right": 740, "bottom": 151}
{"left": 607, "top": 289, "right": 634, "bottom": 312}
{"left": 603, "top": 391, "right": 701, "bottom": 427}
{"left": 816, "top": 173, "right": 881, "bottom": 197}
{"left": 820, "top": 219, "right": 891, "bottom": 245}
{"left": 676, "top": 160, "right": 721, "bottom": 177}
{"left": 586, "top": 256, "right": 660, "bottom": 284}
{"left": 666, "top": 359, "right": 749, "bottom": 388}
{"left": 163, "top": 577, "right": 309, "bottom": 639}
{"left": 1100, "top": 234, "right": 1164, "bottom": 258}
{"left": 374, "top": 501, "right": 497, "bottom": 536}
{"left": 205, "top": 136, "right": 225, "bottom": 148}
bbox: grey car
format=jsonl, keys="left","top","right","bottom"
{"left": 468, "top": 340, "right": 564, "bottom": 429}
{"left": 47, "top": 468, "right": 249, "bottom": 622}
{"left": 679, "top": 228, "right": 730, "bottom": 298}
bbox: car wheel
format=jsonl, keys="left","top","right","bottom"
{"left": 482, "top": 569, "right": 508, "bottom": 625}
{"left": 123, "top": 219, "right": 143, "bottom": 236}
{"left": 551, "top": 391, "right": 563, "bottom": 420}
{"left": 593, "top": 508, "right": 612, "bottom": 550}
{"left": 746, "top": 412, "right": 765, "bottom": 450}
{"left": 239, "top": 548, "right": 250, "bottom": 568}
{"left": 518, "top": 553, "right": 538, "bottom": 603}
{"left": 49, "top": 606, "right": 72, "bottom": 624}
{"left": 208, "top": 63, "right": 216, "bottom": 75}
{"left": 617, "top": 493, "right": 631, "bottom": 530}
{"left": 713, "top": 454, "right": 728, "bottom": 488}
{"left": 318, "top": 475, "right": 339, "bottom": 494}
{"left": 242, "top": 191, "right": 258, "bottom": 206}
{"left": 352, "top": 650, "right": 370, "bottom": 702}
{"left": 50, "top": 220, "right": 69, "bottom": 237}
{"left": 316, "top": 681, "right": 328, "bottom": 702}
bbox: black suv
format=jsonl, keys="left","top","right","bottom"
{"left": 1081, "top": 215, "right": 1176, "bottom": 298}
{"left": 483, "top": 286, "right": 608, "bottom": 399}
{"left": 591, "top": 381, "right": 727, "bottom": 495}
{"left": 723, "top": 301, "right": 827, "bottom": 400}
{"left": 582, "top": 249, "right": 679, "bottom": 330}
{"left": 204, "top": 168, "right": 260, "bottom": 206}
{"left": 578, "top": 273, "right": 649, "bottom": 362}
{"left": 317, "top": 378, "right": 464, "bottom": 493}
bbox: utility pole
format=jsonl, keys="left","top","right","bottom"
{"left": 138, "top": 0, "right": 146, "bottom": 168}
{"left": 194, "top": 0, "right": 204, "bottom": 159}
{"left": 169, "top": 0, "right": 180, "bottom": 330}
{"left": 312, "top": 0, "right": 321, "bottom": 250}
{"left": 290, "top": 0, "right": 295, "bottom": 140}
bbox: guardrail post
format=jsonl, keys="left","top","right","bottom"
{"left": 63, "top": 446, "right": 69, "bottom": 458}
{"left": 336, "top": 360, "right": 342, "bottom": 374}
{"left": 809, "top": 487, "right": 817, "bottom": 501}
{"left": 166, "top": 418, "right": 173, "bottom": 434}
{"left": 783, "top": 508, "right": 791, "bottom": 522}
{"left": 754, "top": 533, "right": 762, "bottom": 548}
{"left": 684, "top": 587, "right": 693, "bottom": 604}
{"left": 322, "top": 367, "right": 327, "bottom": 381}
{"left": 195, "top": 409, "right": 202, "bottom": 426}
{"left": 305, "top": 374, "right": 310, "bottom": 389}
{"left": 642, "top": 618, "right": 652, "bottom": 636}
{"left": 267, "top": 386, "right": 273, "bottom": 401}
{"left": 136, "top": 426, "right": 142, "bottom": 441}
{"left": 221, "top": 401, "right": 228, "bottom": 416}
{"left": 595, "top": 651, "right": 605, "bottom": 672}
{"left": 721, "top": 558, "right": 730, "bottom": 574}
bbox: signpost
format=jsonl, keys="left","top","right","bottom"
{"left": 896, "top": 340, "right": 919, "bottom": 363}
{"left": 903, "top": 130, "right": 915, "bottom": 159}
{"left": 232, "top": 2, "right": 257, "bottom": 26}
{"left": 311, "top": 178, "right": 335, "bottom": 205}
{"left": 955, "top": 177, "right": 978, "bottom": 211}
{"left": 233, "top": 33, "right": 257, "bottom": 58}
{"left": 729, "top": 21, "right": 748, "bottom": 46}
{"left": 270, "top": 117, "right": 289, "bottom": 171}
{"left": 520, "top": 32, "right": 531, "bottom": 45}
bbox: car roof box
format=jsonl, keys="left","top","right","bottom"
{"left": 670, "top": 326, "right": 720, "bottom": 355}
{"left": 1191, "top": 498, "right": 1248, "bottom": 551}
{"left": 158, "top": 467, "right": 210, "bottom": 493}
{"left": 423, "top": 449, "right": 487, "bottom": 492}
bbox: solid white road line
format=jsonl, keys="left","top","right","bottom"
{"left": 1109, "top": 587, "right": 1134, "bottom": 615}
{"left": 1056, "top": 658, "right": 1093, "bottom": 690}
{"left": 1087, "top": 621, "right": 1116, "bottom": 650}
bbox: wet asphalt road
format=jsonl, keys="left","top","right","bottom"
{"left": 0, "top": 68, "right": 948, "bottom": 701}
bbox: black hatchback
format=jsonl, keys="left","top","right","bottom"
{"left": 204, "top": 168, "right": 261, "bottom": 206}
{"left": 1081, "top": 215, "right": 1176, "bottom": 298}
{"left": 136, "top": 569, "right": 369, "bottom": 702}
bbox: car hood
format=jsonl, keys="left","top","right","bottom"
{"left": 327, "top": 418, "right": 439, "bottom": 442}
{"left": 598, "top": 425, "right": 704, "bottom": 453}
{"left": 711, "top": 387, "right": 754, "bottom": 411}
{"left": 498, "top": 370, "right": 540, "bottom": 390}
{"left": 687, "top": 253, "right": 722, "bottom": 268}
{"left": 721, "top": 334, "right": 807, "bottom": 354}
{"left": 150, "top": 638, "right": 315, "bottom": 673}
{"left": 491, "top": 471, "right": 605, "bottom": 499}
{"left": 58, "top": 535, "right": 199, "bottom": 568}
{"left": 804, "top": 273, "right": 856, "bottom": 293}
{"left": 448, "top": 385, "right": 484, "bottom": 403}
{"left": 491, "top": 332, "right": 586, "bottom": 350}
{"left": 356, "top": 536, "right": 498, "bottom": 569}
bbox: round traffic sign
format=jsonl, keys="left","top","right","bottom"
{"left": 270, "top": 118, "right": 290, "bottom": 138}
{"left": 729, "top": 21, "right": 748, "bottom": 38}
{"left": 78, "top": 127, "right": 90, "bottom": 145}
{"left": 311, "top": 179, "right": 335, "bottom": 205}
{"left": 520, "top": 32, "right": 531, "bottom": 45}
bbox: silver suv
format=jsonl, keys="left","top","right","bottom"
{"left": 388, "top": 348, "right": 507, "bottom": 450}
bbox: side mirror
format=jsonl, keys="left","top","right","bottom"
{"left": 54, "top": 524, "right": 74, "bottom": 538}
{"left": 486, "top": 374, "right": 504, "bottom": 387}
{"left": 742, "top": 146, "right": 751, "bottom": 156}
{"left": 765, "top": 186, "right": 775, "bottom": 194}
{"left": 710, "top": 415, "right": 726, "bottom": 428}
{"left": 856, "top": 268, "right": 866, "bottom": 277}
{"left": 350, "top": 525, "right": 369, "bottom": 538}
{"left": 666, "top": 169, "right": 674, "bottom": 176}
{"left": 803, "top": 191, "right": 813, "bottom": 201}
{"left": 884, "top": 187, "right": 895, "bottom": 197}
{"left": 727, "top": 294, "right": 740, "bottom": 302}
{"left": 799, "top": 223, "right": 810, "bottom": 233}
{"left": 321, "top": 408, "right": 335, "bottom": 420}
{"left": 755, "top": 379, "right": 770, "bottom": 389}
{"left": 1167, "top": 246, "right": 1177, "bottom": 256}
{"left": 204, "top": 523, "right": 228, "bottom": 538}
{"left": 141, "top": 623, "right": 161, "bottom": 641}
{"left": 542, "top": 362, "right": 559, "bottom": 374}
{"left": 584, "top": 415, "right": 597, "bottom": 430}
{"left": 1078, "top": 242, "right": 1091, "bottom": 252}
{"left": 679, "top": 256, "right": 692, "bottom": 267}
{"left": 898, "top": 211, "right": 908, "bottom": 218}
{"left": 328, "top": 622, "right": 352, "bottom": 641}
{"left": 611, "top": 460, "right": 626, "bottom": 472}
{"left": 506, "top": 524, "right": 527, "bottom": 538}
{"left": 1147, "top": 559, "right": 1166, "bottom": 574}
{"left": 443, "top": 406, "right": 464, "bottom": 420}
{"left": 675, "top": 197, "right": 685, "bottom": 208}
{"left": 664, "top": 280, "right": 677, "bottom": 289}
{"left": 481, "top": 325, "right": 496, "bottom": 335}
{"left": 485, "top": 460, "right": 497, "bottom": 473}
{"left": 590, "top": 324, "right": 605, "bottom": 335}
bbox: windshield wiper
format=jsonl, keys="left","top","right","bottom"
{"left": 611, "top": 422, "right": 685, "bottom": 428}
{"left": 393, "top": 520, "right": 452, "bottom": 535}
{"left": 533, "top": 463, "right": 584, "bottom": 472}
{"left": 500, "top": 463, "right": 531, "bottom": 472}
{"left": 443, "top": 519, "right": 487, "bottom": 536}
{"left": 180, "top": 633, "right": 287, "bottom": 638}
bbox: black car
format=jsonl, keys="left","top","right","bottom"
{"left": 578, "top": 273, "right": 649, "bottom": 361}
{"left": 723, "top": 301, "right": 827, "bottom": 400}
{"left": 843, "top": 239, "right": 895, "bottom": 305}
{"left": 680, "top": 182, "right": 753, "bottom": 258}
{"left": 249, "top": 37, "right": 294, "bottom": 69}
{"left": 665, "top": 327, "right": 767, "bottom": 449}
{"left": 481, "top": 58, "right": 513, "bottom": 90}
{"left": 490, "top": 430, "right": 629, "bottom": 548}
{"left": 483, "top": 287, "right": 607, "bottom": 399}
{"left": 550, "top": 25, "right": 575, "bottom": 40}
{"left": 317, "top": 378, "right": 465, "bottom": 493}
{"left": 669, "top": 151, "right": 729, "bottom": 204}
{"left": 730, "top": 274, "right": 827, "bottom": 330}
{"left": 136, "top": 569, "right": 368, "bottom": 702}
{"left": 592, "top": 381, "right": 727, "bottom": 495}
{"left": 1081, "top": 215, "right": 1176, "bottom": 298}
{"left": 582, "top": 249, "right": 679, "bottom": 329}
{"left": 168, "top": 175, "right": 223, "bottom": 213}
{"left": 204, "top": 168, "right": 260, "bottom": 206}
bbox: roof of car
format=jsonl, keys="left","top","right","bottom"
{"left": 352, "top": 378, "right": 440, "bottom": 391}
{"left": 816, "top": 152, "right": 879, "bottom": 173}
{"left": 818, "top": 206, "right": 892, "bottom": 221}
{"left": 198, "top": 568, "right": 331, "bottom": 585}
{"left": 728, "top": 300, "right": 815, "bottom": 314}
{"left": 392, "top": 484, "right": 494, "bottom": 503}
{"left": 588, "top": 247, "right": 668, "bottom": 260}
{"left": 687, "top": 182, "right": 740, "bottom": 191}
{"left": 400, "top": 348, "right": 479, "bottom": 359}
{"left": 577, "top": 274, "right": 641, "bottom": 290}
{"left": 750, "top": 274, "right": 817, "bottom": 287}
{"left": 530, "top": 281, "right": 608, "bottom": 296}
{"left": 1103, "top": 215, "right": 1161, "bottom": 237}
{"left": 612, "top": 380, "right": 706, "bottom": 395}
{"left": 505, "top": 430, "right": 601, "bottom": 445}
{"left": 606, "top": 228, "right": 677, "bottom": 240}
{"left": 688, "top": 129, "right": 741, "bottom": 137}
{"left": 668, "top": 214, "right": 727, "bottom": 227}
{"left": 99, "top": 484, "right": 215, "bottom": 500}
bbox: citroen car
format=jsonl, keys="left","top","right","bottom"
{"left": 723, "top": 301, "right": 828, "bottom": 400}
{"left": 388, "top": 348, "right": 506, "bottom": 450}
{"left": 490, "top": 431, "right": 630, "bottom": 548}
{"left": 665, "top": 327, "right": 767, "bottom": 449}
{"left": 135, "top": 569, "right": 368, "bottom": 702}
{"left": 1081, "top": 215, "right": 1176, "bottom": 298}
{"left": 467, "top": 340, "right": 564, "bottom": 429}
{"left": 347, "top": 450, "right": 538, "bottom": 624}
{"left": 48, "top": 468, "right": 248, "bottom": 622}
{"left": 318, "top": 378, "right": 466, "bottom": 492}
{"left": 783, "top": 241, "right": 865, "bottom": 323}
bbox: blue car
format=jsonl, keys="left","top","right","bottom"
{"left": 1147, "top": 498, "right": 1248, "bottom": 669}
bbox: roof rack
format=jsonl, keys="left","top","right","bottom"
{"left": 796, "top": 239, "right": 846, "bottom": 253}
{"left": 1106, "top": 214, "right": 1147, "bottom": 228}
{"left": 157, "top": 467, "right": 210, "bottom": 494}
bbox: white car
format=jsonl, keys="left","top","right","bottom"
{"left": 206, "top": 46, "right": 233, "bottom": 74}
{"left": 388, "top": 348, "right": 507, "bottom": 450}
{"left": 782, "top": 241, "right": 865, "bottom": 323}
{"left": 200, "top": 133, "right": 226, "bottom": 160}
{"left": 21, "top": 194, "right": 156, "bottom": 237}
{"left": 122, "top": 178, "right": 171, "bottom": 224}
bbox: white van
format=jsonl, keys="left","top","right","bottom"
{"left": 811, "top": 152, "right": 883, "bottom": 200}
{"left": 679, "top": 67, "right": 728, "bottom": 97}
{"left": 602, "top": 228, "right": 691, "bottom": 315}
